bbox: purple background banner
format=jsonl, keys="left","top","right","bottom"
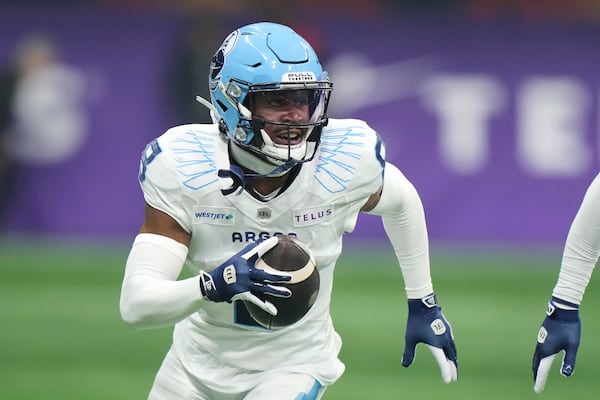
{"left": 1, "top": 7, "right": 599, "bottom": 246}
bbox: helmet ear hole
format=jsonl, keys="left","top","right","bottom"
{"left": 216, "top": 99, "right": 228, "bottom": 113}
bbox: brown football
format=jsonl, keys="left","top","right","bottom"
{"left": 245, "top": 235, "right": 320, "bottom": 329}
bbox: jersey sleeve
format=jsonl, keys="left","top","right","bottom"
{"left": 319, "top": 119, "right": 385, "bottom": 234}
{"left": 344, "top": 120, "right": 386, "bottom": 206}
{"left": 138, "top": 134, "right": 192, "bottom": 233}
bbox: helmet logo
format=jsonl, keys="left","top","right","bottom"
{"left": 282, "top": 72, "right": 317, "bottom": 82}
{"left": 209, "top": 30, "right": 239, "bottom": 91}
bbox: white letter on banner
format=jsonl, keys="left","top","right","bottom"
{"left": 421, "top": 75, "right": 505, "bottom": 175}
{"left": 517, "top": 77, "right": 590, "bottom": 176}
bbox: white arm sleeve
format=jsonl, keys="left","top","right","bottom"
{"left": 366, "top": 162, "right": 434, "bottom": 299}
{"left": 119, "top": 233, "right": 205, "bottom": 329}
{"left": 553, "top": 173, "right": 600, "bottom": 305}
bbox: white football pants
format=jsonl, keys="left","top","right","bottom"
{"left": 148, "top": 347, "right": 326, "bottom": 400}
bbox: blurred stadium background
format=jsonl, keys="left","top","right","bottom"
{"left": 1, "top": 1, "right": 600, "bottom": 399}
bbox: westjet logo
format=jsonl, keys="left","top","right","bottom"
{"left": 193, "top": 207, "right": 235, "bottom": 226}
{"left": 195, "top": 212, "right": 233, "bottom": 220}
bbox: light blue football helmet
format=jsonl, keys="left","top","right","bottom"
{"left": 207, "top": 22, "right": 332, "bottom": 174}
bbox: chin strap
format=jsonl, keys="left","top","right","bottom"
{"left": 218, "top": 165, "right": 246, "bottom": 196}
{"left": 195, "top": 95, "right": 220, "bottom": 124}
{"left": 218, "top": 159, "right": 299, "bottom": 196}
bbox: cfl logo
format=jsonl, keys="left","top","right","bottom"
{"left": 223, "top": 265, "right": 237, "bottom": 284}
{"left": 430, "top": 319, "right": 447, "bottom": 335}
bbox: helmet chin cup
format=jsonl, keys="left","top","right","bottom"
{"left": 229, "top": 126, "right": 307, "bottom": 175}
{"left": 258, "top": 128, "right": 307, "bottom": 164}
{"left": 229, "top": 140, "right": 291, "bottom": 176}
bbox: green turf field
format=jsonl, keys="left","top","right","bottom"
{"left": 1, "top": 239, "right": 598, "bottom": 399}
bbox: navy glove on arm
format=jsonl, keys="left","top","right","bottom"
{"left": 402, "top": 293, "right": 458, "bottom": 383}
{"left": 199, "top": 237, "right": 292, "bottom": 316}
{"left": 532, "top": 296, "right": 581, "bottom": 393}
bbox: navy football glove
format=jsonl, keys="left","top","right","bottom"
{"left": 402, "top": 293, "right": 458, "bottom": 383}
{"left": 532, "top": 297, "right": 581, "bottom": 393}
{"left": 199, "top": 237, "right": 292, "bottom": 316}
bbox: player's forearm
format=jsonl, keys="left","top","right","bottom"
{"left": 552, "top": 174, "right": 600, "bottom": 304}
{"left": 120, "top": 233, "right": 204, "bottom": 329}
{"left": 120, "top": 273, "right": 204, "bottom": 329}
{"left": 367, "top": 163, "right": 433, "bottom": 298}
{"left": 381, "top": 195, "right": 434, "bottom": 299}
{"left": 553, "top": 259, "right": 593, "bottom": 305}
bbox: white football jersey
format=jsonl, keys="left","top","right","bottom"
{"left": 139, "top": 118, "right": 385, "bottom": 392}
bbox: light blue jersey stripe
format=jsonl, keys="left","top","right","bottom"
{"left": 295, "top": 380, "right": 323, "bottom": 400}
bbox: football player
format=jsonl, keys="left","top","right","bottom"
{"left": 120, "top": 22, "right": 458, "bottom": 400}
{"left": 532, "top": 172, "right": 600, "bottom": 393}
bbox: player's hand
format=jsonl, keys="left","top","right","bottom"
{"left": 199, "top": 237, "right": 292, "bottom": 316}
{"left": 532, "top": 297, "right": 581, "bottom": 393}
{"left": 402, "top": 293, "right": 458, "bottom": 383}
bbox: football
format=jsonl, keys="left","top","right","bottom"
{"left": 245, "top": 235, "right": 320, "bottom": 329}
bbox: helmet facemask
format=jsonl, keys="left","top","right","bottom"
{"left": 231, "top": 82, "right": 331, "bottom": 174}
